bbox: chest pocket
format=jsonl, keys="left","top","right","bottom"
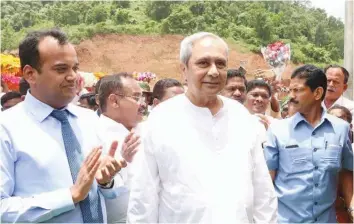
{"left": 280, "top": 143, "right": 313, "bottom": 173}
{"left": 320, "top": 141, "right": 341, "bottom": 171}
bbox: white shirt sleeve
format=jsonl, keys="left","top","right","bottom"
{"left": 127, "top": 125, "right": 161, "bottom": 223}
{"left": 251, "top": 122, "right": 278, "bottom": 223}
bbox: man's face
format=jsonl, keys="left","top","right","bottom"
{"left": 24, "top": 37, "right": 79, "bottom": 108}
{"left": 245, "top": 87, "right": 270, "bottom": 114}
{"left": 117, "top": 78, "right": 144, "bottom": 129}
{"left": 220, "top": 76, "right": 246, "bottom": 103}
{"left": 181, "top": 37, "right": 228, "bottom": 97}
{"left": 288, "top": 77, "right": 322, "bottom": 114}
{"left": 328, "top": 108, "right": 350, "bottom": 123}
{"left": 2, "top": 97, "right": 22, "bottom": 111}
{"left": 325, "top": 67, "right": 347, "bottom": 101}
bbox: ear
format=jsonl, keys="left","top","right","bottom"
{"left": 343, "top": 83, "right": 348, "bottom": 92}
{"left": 108, "top": 94, "right": 119, "bottom": 108}
{"left": 180, "top": 62, "right": 187, "bottom": 81}
{"left": 153, "top": 98, "right": 160, "bottom": 107}
{"left": 314, "top": 87, "right": 324, "bottom": 101}
{"left": 95, "top": 94, "right": 100, "bottom": 105}
{"left": 22, "top": 65, "right": 36, "bottom": 86}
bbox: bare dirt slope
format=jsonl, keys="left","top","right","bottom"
{"left": 74, "top": 34, "right": 295, "bottom": 82}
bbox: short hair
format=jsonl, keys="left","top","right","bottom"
{"left": 152, "top": 78, "right": 183, "bottom": 100}
{"left": 324, "top": 64, "right": 350, "bottom": 84}
{"left": 98, "top": 72, "right": 133, "bottom": 113}
{"left": 291, "top": 64, "right": 327, "bottom": 101}
{"left": 95, "top": 78, "right": 103, "bottom": 95}
{"left": 180, "top": 32, "right": 229, "bottom": 65}
{"left": 19, "top": 78, "right": 30, "bottom": 96}
{"left": 227, "top": 69, "right": 247, "bottom": 87}
{"left": 246, "top": 79, "right": 272, "bottom": 97}
{"left": 1, "top": 91, "right": 22, "bottom": 107}
{"left": 79, "top": 93, "right": 97, "bottom": 107}
{"left": 328, "top": 105, "right": 353, "bottom": 123}
{"left": 19, "top": 28, "right": 68, "bottom": 72}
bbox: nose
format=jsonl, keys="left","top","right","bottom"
{"left": 207, "top": 64, "right": 219, "bottom": 77}
{"left": 233, "top": 89, "right": 242, "bottom": 97}
{"left": 328, "top": 80, "right": 334, "bottom": 87}
{"left": 66, "top": 69, "right": 78, "bottom": 82}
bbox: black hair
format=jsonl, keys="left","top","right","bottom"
{"left": 79, "top": 93, "right": 97, "bottom": 107}
{"left": 1, "top": 91, "right": 22, "bottom": 107}
{"left": 246, "top": 79, "right": 271, "bottom": 97}
{"left": 291, "top": 64, "right": 327, "bottom": 101}
{"left": 19, "top": 28, "right": 68, "bottom": 72}
{"left": 227, "top": 68, "right": 247, "bottom": 86}
{"left": 152, "top": 78, "right": 183, "bottom": 100}
{"left": 328, "top": 105, "right": 353, "bottom": 123}
{"left": 19, "top": 78, "right": 30, "bottom": 96}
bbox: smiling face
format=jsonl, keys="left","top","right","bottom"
{"left": 23, "top": 36, "right": 79, "bottom": 109}
{"left": 181, "top": 37, "right": 228, "bottom": 98}
{"left": 245, "top": 86, "right": 270, "bottom": 114}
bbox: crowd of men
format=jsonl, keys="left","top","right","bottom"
{"left": 0, "top": 28, "right": 353, "bottom": 223}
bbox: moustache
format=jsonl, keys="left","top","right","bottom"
{"left": 289, "top": 99, "right": 298, "bottom": 104}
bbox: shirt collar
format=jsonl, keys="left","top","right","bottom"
{"left": 24, "top": 92, "right": 78, "bottom": 123}
{"left": 291, "top": 106, "right": 333, "bottom": 130}
{"left": 99, "top": 114, "right": 129, "bottom": 135}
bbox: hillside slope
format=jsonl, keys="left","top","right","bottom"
{"left": 75, "top": 34, "right": 296, "bottom": 82}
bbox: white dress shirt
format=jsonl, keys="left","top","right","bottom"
{"left": 127, "top": 94, "right": 277, "bottom": 223}
{"left": 96, "top": 114, "right": 132, "bottom": 223}
{"left": 323, "top": 95, "right": 354, "bottom": 115}
{"left": 0, "top": 92, "right": 122, "bottom": 223}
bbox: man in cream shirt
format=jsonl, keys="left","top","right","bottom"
{"left": 323, "top": 65, "right": 354, "bottom": 123}
{"left": 96, "top": 72, "right": 142, "bottom": 223}
{"left": 127, "top": 32, "right": 277, "bottom": 223}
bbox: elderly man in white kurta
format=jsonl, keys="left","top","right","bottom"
{"left": 127, "top": 32, "right": 277, "bottom": 223}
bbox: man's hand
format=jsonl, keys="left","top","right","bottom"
{"left": 95, "top": 141, "right": 127, "bottom": 185}
{"left": 121, "top": 131, "right": 141, "bottom": 163}
{"left": 70, "top": 147, "right": 102, "bottom": 203}
{"left": 255, "top": 113, "right": 271, "bottom": 130}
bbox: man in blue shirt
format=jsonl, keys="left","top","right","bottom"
{"left": 0, "top": 29, "right": 139, "bottom": 223}
{"left": 264, "top": 64, "right": 354, "bottom": 223}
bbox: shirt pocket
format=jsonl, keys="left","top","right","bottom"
{"left": 288, "top": 147, "right": 313, "bottom": 173}
{"left": 321, "top": 142, "right": 341, "bottom": 171}
{"left": 279, "top": 143, "right": 312, "bottom": 173}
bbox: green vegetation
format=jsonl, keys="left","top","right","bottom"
{"left": 1, "top": 1, "right": 344, "bottom": 65}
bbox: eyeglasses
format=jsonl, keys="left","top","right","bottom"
{"left": 114, "top": 93, "right": 145, "bottom": 104}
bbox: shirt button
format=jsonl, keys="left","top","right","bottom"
{"left": 315, "top": 218, "right": 318, "bottom": 222}
{"left": 314, "top": 166, "right": 318, "bottom": 170}
{"left": 314, "top": 148, "right": 317, "bottom": 152}
{"left": 314, "top": 202, "right": 318, "bottom": 205}
{"left": 315, "top": 183, "right": 318, "bottom": 187}
{"left": 312, "top": 132, "right": 316, "bottom": 136}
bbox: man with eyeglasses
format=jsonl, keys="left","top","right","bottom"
{"left": 96, "top": 72, "right": 143, "bottom": 223}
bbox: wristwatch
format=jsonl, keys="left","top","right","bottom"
{"left": 98, "top": 179, "right": 114, "bottom": 189}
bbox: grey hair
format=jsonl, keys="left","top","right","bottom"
{"left": 179, "top": 32, "right": 229, "bottom": 65}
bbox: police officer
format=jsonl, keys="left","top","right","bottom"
{"left": 264, "top": 64, "right": 354, "bottom": 223}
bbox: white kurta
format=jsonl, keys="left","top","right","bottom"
{"left": 127, "top": 94, "right": 277, "bottom": 223}
{"left": 96, "top": 114, "right": 131, "bottom": 223}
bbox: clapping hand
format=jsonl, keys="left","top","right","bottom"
{"left": 95, "top": 141, "right": 127, "bottom": 185}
